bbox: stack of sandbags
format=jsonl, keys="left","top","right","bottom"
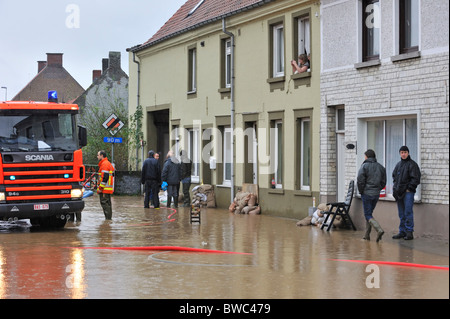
{"left": 229, "top": 191, "right": 260, "bottom": 214}
{"left": 191, "top": 184, "right": 216, "bottom": 208}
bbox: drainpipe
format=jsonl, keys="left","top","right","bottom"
{"left": 133, "top": 52, "right": 141, "bottom": 171}
{"left": 222, "top": 18, "right": 235, "bottom": 203}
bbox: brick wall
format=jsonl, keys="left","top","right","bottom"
{"left": 320, "top": 52, "right": 449, "bottom": 205}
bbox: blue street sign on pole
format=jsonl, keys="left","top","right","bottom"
{"left": 103, "top": 137, "right": 123, "bottom": 143}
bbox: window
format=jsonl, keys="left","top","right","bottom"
{"left": 272, "top": 23, "right": 285, "bottom": 77}
{"left": 188, "top": 47, "right": 197, "bottom": 93}
{"left": 296, "top": 15, "right": 310, "bottom": 59}
{"left": 225, "top": 39, "right": 232, "bottom": 88}
{"left": 188, "top": 128, "right": 200, "bottom": 183}
{"left": 399, "top": 0, "right": 419, "bottom": 53}
{"left": 223, "top": 127, "right": 232, "bottom": 186}
{"left": 366, "top": 117, "right": 419, "bottom": 199}
{"left": 273, "top": 120, "right": 283, "bottom": 188}
{"left": 362, "top": 0, "right": 380, "bottom": 61}
{"left": 299, "top": 118, "right": 311, "bottom": 191}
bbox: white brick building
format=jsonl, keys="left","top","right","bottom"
{"left": 320, "top": 0, "right": 449, "bottom": 239}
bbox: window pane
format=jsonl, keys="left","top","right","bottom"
{"left": 276, "top": 122, "right": 283, "bottom": 185}
{"left": 224, "top": 128, "right": 231, "bottom": 181}
{"left": 367, "top": 120, "right": 384, "bottom": 165}
{"left": 301, "top": 119, "right": 311, "bottom": 189}
{"left": 405, "top": 118, "right": 418, "bottom": 161}
{"left": 273, "top": 24, "right": 284, "bottom": 76}
{"left": 363, "top": 0, "right": 380, "bottom": 60}
{"left": 298, "top": 16, "right": 310, "bottom": 56}
{"left": 337, "top": 109, "right": 345, "bottom": 131}
{"left": 385, "top": 119, "right": 403, "bottom": 194}
{"left": 403, "top": 0, "right": 419, "bottom": 49}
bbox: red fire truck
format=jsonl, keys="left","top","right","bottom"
{"left": 0, "top": 91, "right": 87, "bottom": 228}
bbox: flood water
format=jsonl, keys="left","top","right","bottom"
{"left": 0, "top": 195, "right": 448, "bottom": 299}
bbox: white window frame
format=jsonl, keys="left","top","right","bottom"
{"left": 225, "top": 39, "right": 232, "bottom": 88}
{"left": 188, "top": 48, "right": 197, "bottom": 93}
{"left": 274, "top": 120, "right": 283, "bottom": 189}
{"left": 300, "top": 118, "right": 311, "bottom": 191}
{"left": 223, "top": 127, "right": 232, "bottom": 186}
{"left": 272, "top": 24, "right": 285, "bottom": 77}
{"left": 188, "top": 128, "right": 200, "bottom": 183}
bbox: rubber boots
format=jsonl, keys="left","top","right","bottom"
{"left": 392, "top": 232, "right": 406, "bottom": 239}
{"left": 363, "top": 220, "right": 371, "bottom": 240}
{"left": 404, "top": 231, "right": 414, "bottom": 240}
{"left": 369, "top": 218, "right": 384, "bottom": 242}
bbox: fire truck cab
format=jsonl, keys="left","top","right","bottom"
{"left": 0, "top": 91, "right": 87, "bottom": 228}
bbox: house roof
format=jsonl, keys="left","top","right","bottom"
{"left": 130, "top": 0, "right": 275, "bottom": 52}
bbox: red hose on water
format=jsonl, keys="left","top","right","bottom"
{"left": 330, "top": 259, "right": 449, "bottom": 270}
{"left": 65, "top": 246, "right": 252, "bottom": 255}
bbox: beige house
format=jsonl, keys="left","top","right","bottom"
{"left": 127, "top": 0, "right": 321, "bottom": 219}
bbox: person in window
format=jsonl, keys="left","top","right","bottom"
{"left": 392, "top": 146, "right": 421, "bottom": 240}
{"left": 357, "top": 149, "right": 386, "bottom": 242}
{"left": 291, "top": 53, "right": 310, "bottom": 74}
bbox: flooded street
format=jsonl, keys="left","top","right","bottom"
{"left": 0, "top": 195, "right": 448, "bottom": 300}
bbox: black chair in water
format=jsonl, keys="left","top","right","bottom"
{"left": 321, "top": 180, "right": 356, "bottom": 231}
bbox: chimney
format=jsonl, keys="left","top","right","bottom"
{"left": 38, "top": 61, "right": 47, "bottom": 73}
{"left": 93, "top": 70, "right": 102, "bottom": 82}
{"left": 108, "top": 51, "right": 121, "bottom": 70}
{"left": 47, "top": 53, "right": 63, "bottom": 67}
{"left": 102, "top": 58, "right": 109, "bottom": 73}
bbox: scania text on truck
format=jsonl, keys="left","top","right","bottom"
{"left": 0, "top": 91, "right": 87, "bottom": 228}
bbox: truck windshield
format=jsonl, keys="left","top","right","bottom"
{"left": 0, "top": 113, "right": 78, "bottom": 152}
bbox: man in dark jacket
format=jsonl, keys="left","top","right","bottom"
{"left": 162, "top": 150, "right": 181, "bottom": 208}
{"left": 180, "top": 150, "right": 192, "bottom": 207}
{"left": 357, "top": 149, "right": 386, "bottom": 242}
{"left": 141, "top": 150, "right": 161, "bottom": 208}
{"left": 392, "top": 146, "right": 421, "bottom": 240}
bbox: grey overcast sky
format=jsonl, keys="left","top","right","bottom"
{"left": 0, "top": 0, "right": 187, "bottom": 100}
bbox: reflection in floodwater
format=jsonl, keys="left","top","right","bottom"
{"left": 0, "top": 196, "right": 448, "bottom": 299}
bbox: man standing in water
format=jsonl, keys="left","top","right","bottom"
{"left": 392, "top": 146, "right": 421, "bottom": 240}
{"left": 357, "top": 149, "right": 386, "bottom": 242}
{"left": 141, "top": 150, "right": 161, "bottom": 209}
{"left": 97, "top": 150, "right": 115, "bottom": 220}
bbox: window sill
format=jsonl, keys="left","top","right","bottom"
{"left": 354, "top": 59, "right": 381, "bottom": 69}
{"left": 268, "top": 188, "right": 284, "bottom": 195}
{"left": 187, "top": 89, "right": 197, "bottom": 98}
{"left": 293, "top": 189, "right": 312, "bottom": 197}
{"left": 218, "top": 87, "right": 231, "bottom": 94}
{"left": 267, "top": 76, "right": 285, "bottom": 84}
{"left": 216, "top": 183, "right": 231, "bottom": 188}
{"left": 291, "top": 71, "right": 311, "bottom": 80}
{"left": 391, "top": 51, "right": 421, "bottom": 63}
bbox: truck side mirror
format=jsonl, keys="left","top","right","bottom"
{"left": 78, "top": 125, "right": 87, "bottom": 148}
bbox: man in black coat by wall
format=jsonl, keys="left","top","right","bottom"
{"left": 392, "top": 146, "right": 421, "bottom": 240}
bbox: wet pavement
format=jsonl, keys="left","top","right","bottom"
{"left": 0, "top": 195, "right": 448, "bottom": 300}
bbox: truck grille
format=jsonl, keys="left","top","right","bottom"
{"left": 2, "top": 162, "right": 78, "bottom": 202}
